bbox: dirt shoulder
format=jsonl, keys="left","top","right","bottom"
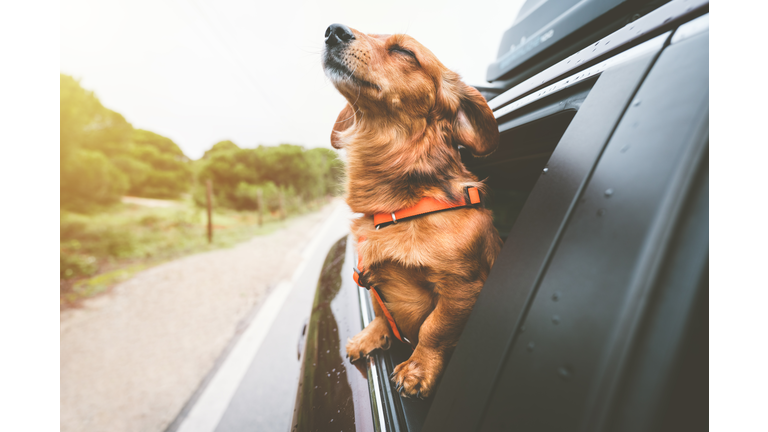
{"left": 60, "top": 200, "right": 340, "bottom": 432}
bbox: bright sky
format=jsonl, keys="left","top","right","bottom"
{"left": 61, "top": 0, "right": 526, "bottom": 159}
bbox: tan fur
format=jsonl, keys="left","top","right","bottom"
{"left": 323, "top": 26, "right": 502, "bottom": 399}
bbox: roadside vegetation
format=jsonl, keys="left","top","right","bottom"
{"left": 60, "top": 74, "right": 344, "bottom": 307}
{"left": 60, "top": 197, "right": 331, "bottom": 307}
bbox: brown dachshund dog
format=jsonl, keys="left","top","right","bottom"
{"left": 322, "top": 23, "right": 502, "bottom": 399}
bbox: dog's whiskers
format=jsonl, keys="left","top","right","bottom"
{"left": 347, "top": 71, "right": 364, "bottom": 110}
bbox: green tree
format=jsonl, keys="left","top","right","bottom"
{"left": 203, "top": 140, "right": 240, "bottom": 159}
{"left": 127, "top": 130, "right": 192, "bottom": 198}
{"left": 195, "top": 142, "right": 344, "bottom": 211}
{"left": 61, "top": 74, "right": 132, "bottom": 211}
{"left": 60, "top": 74, "right": 193, "bottom": 210}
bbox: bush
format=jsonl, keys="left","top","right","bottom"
{"left": 61, "top": 211, "right": 139, "bottom": 259}
{"left": 232, "top": 181, "right": 285, "bottom": 211}
{"left": 233, "top": 182, "right": 260, "bottom": 210}
{"left": 112, "top": 154, "right": 152, "bottom": 191}
{"left": 60, "top": 252, "right": 98, "bottom": 279}
{"left": 61, "top": 149, "right": 130, "bottom": 211}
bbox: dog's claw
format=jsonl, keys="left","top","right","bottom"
{"left": 417, "top": 390, "right": 422, "bottom": 399}
{"left": 389, "top": 371, "right": 395, "bottom": 380}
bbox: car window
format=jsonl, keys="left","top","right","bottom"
{"left": 463, "top": 82, "right": 593, "bottom": 240}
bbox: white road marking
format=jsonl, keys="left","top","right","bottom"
{"left": 176, "top": 202, "right": 348, "bottom": 432}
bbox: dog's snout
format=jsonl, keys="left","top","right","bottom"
{"left": 325, "top": 23, "right": 355, "bottom": 46}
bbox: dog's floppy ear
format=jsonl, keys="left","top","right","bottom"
{"left": 452, "top": 83, "right": 499, "bottom": 156}
{"left": 330, "top": 103, "right": 355, "bottom": 149}
{"left": 436, "top": 74, "right": 499, "bottom": 157}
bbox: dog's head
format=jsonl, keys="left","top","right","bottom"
{"left": 322, "top": 24, "right": 498, "bottom": 157}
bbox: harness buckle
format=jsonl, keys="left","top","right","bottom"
{"left": 464, "top": 186, "right": 482, "bottom": 206}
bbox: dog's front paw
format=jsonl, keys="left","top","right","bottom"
{"left": 390, "top": 357, "right": 440, "bottom": 399}
{"left": 346, "top": 321, "right": 392, "bottom": 362}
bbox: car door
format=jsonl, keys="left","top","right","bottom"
{"left": 425, "top": 14, "right": 708, "bottom": 432}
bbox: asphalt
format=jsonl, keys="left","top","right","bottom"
{"left": 170, "top": 202, "right": 354, "bottom": 432}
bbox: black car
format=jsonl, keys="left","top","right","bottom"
{"left": 292, "top": 0, "right": 709, "bottom": 430}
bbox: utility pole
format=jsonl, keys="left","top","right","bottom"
{"left": 206, "top": 180, "right": 213, "bottom": 243}
{"left": 256, "top": 188, "right": 263, "bottom": 226}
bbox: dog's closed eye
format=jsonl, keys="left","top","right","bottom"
{"left": 389, "top": 46, "right": 419, "bottom": 64}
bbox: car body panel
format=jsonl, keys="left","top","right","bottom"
{"left": 607, "top": 146, "right": 708, "bottom": 432}
{"left": 291, "top": 237, "right": 375, "bottom": 432}
{"left": 423, "top": 33, "right": 668, "bottom": 432}
{"left": 477, "top": 26, "right": 708, "bottom": 432}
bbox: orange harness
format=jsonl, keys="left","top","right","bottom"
{"left": 352, "top": 187, "right": 482, "bottom": 346}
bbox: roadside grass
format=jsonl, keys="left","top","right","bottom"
{"left": 60, "top": 197, "right": 329, "bottom": 308}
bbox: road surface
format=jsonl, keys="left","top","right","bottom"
{"left": 169, "top": 202, "right": 354, "bottom": 432}
{"left": 61, "top": 200, "right": 354, "bottom": 432}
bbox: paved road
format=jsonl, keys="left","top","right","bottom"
{"left": 170, "top": 202, "right": 354, "bottom": 432}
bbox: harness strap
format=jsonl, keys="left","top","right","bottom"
{"left": 352, "top": 187, "right": 483, "bottom": 347}
{"left": 373, "top": 186, "right": 481, "bottom": 229}
{"left": 353, "top": 236, "right": 408, "bottom": 345}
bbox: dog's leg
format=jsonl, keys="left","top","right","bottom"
{"left": 346, "top": 299, "right": 394, "bottom": 362}
{"left": 390, "top": 283, "right": 480, "bottom": 399}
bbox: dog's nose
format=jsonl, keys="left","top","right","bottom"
{"left": 325, "top": 23, "right": 355, "bottom": 46}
